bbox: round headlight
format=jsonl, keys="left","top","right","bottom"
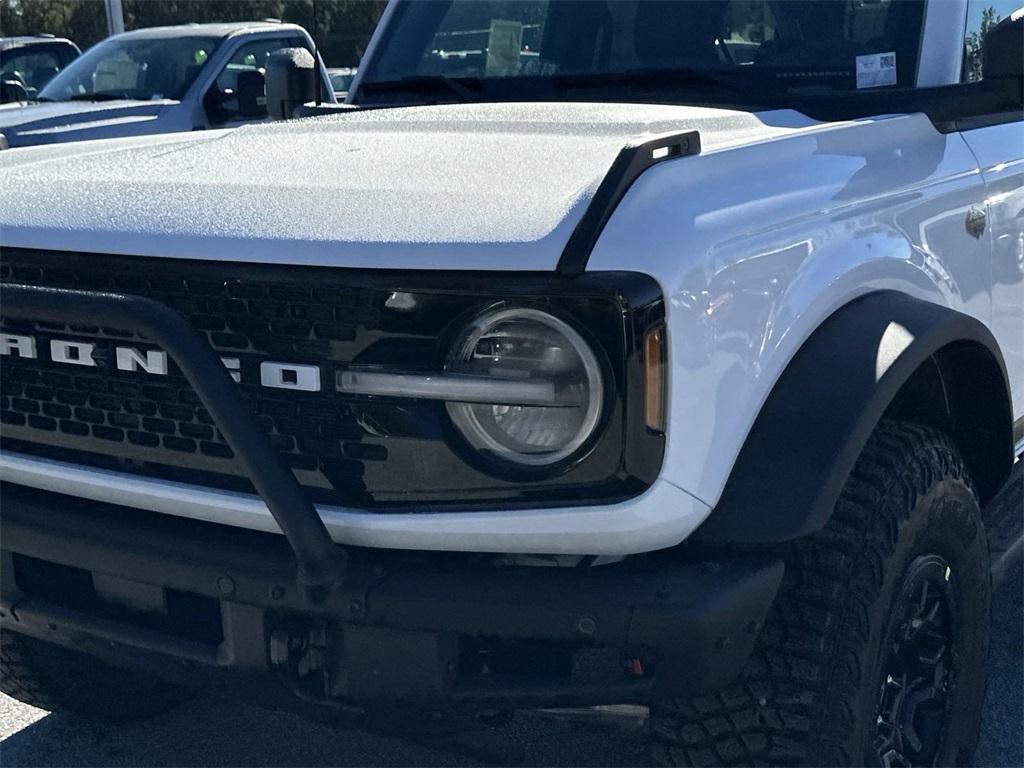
{"left": 446, "top": 307, "right": 604, "bottom": 468}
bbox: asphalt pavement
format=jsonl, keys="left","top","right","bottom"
{"left": 1, "top": 563, "right": 1020, "bottom": 767}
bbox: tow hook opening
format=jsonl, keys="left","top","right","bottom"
{"left": 267, "top": 615, "right": 656, "bottom": 708}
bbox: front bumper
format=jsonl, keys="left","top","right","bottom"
{"left": 0, "top": 451, "right": 711, "bottom": 556}
{"left": 1, "top": 485, "right": 782, "bottom": 709}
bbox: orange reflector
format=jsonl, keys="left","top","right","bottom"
{"left": 643, "top": 325, "right": 666, "bottom": 432}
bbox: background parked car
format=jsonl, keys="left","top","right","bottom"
{"left": 0, "top": 21, "right": 334, "bottom": 148}
{"left": 0, "top": 35, "right": 80, "bottom": 103}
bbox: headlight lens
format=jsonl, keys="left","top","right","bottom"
{"left": 446, "top": 307, "right": 604, "bottom": 467}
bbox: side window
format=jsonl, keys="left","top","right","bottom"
{"left": 206, "top": 37, "right": 305, "bottom": 123}
{"left": 963, "top": 1, "right": 1020, "bottom": 82}
{"left": 1, "top": 50, "right": 62, "bottom": 92}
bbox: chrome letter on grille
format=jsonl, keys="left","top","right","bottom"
{"left": 260, "top": 361, "right": 321, "bottom": 392}
{"left": 115, "top": 347, "right": 168, "bottom": 375}
{"left": 222, "top": 357, "right": 241, "bottom": 383}
{"left": 50, "top": 339, "right": 96, "bottom": 367}
{"left": 0, "top": 333, "right": 37, "bottom": 359}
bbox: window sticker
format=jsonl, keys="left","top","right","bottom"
{"left": 485, "top": 20, "right": 524, "bottom": 77}
{"left": 856, "top": 52, "right": 897, "bottom": 89}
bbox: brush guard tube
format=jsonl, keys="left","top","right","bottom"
{"left": 0, "top": 283, "right": 345, "bottom": 598}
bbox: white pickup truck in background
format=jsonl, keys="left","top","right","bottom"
{"left": 0, "top": 20, "right": 334, "bottom": 148}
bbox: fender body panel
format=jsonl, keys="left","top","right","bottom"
{"left": 588, "top": 112, "right": 1014, "bottom": 519}
{"left": 0, "top": 100, "right": 181, "bottom": 148}
{"left": 960, "top": 121, "right": 1024, "bottom": 415}
{"left": 693, "top": 291, "right": 1012, "bottom": 542}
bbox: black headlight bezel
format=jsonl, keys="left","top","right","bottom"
{"left": 0, "top": 249, "right": 666, "bottom": 513}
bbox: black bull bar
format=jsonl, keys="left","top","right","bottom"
{"left": 0, "top": 283, "right": 345, "bottom": 598}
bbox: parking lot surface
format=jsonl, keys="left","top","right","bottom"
{"left": 1, "top": 563, "right": 1020, "bottom": 767}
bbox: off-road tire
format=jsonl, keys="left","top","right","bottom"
{"left": 650, "top": 421, "right": 991, "bottom": 766}
{"left": 1, "top": 629, "right": 185, "bottom": 723}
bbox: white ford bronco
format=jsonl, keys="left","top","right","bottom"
{"left": 0, "top": 1, "right": 1021, "bottom": 766}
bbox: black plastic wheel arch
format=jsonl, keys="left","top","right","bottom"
{"left": 695, "top": 291, "right": 1014, "bottom": 543}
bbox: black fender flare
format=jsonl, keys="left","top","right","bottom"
{"left": 695, "top": 291, "right": 1013, "bottom": 543}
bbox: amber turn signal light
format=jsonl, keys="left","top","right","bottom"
{"left": 643, "top": 324, "right": 666, "bottom": 432}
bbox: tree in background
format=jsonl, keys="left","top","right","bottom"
{"left": 0, "top": 0, "right": 385, "bottom": 65}
{"left": 0, "top": 1, "right": 107, "bottom": 49}
{"left": 964, "top": 6, "right": 1002, "bottom": 82}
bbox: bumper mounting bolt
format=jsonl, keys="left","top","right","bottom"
{"left": 349, "top": 599, "right": 363, "bottom": 617}
{"left": 217, "top": 575, "right": 236, "bottom": 597}
{"left": 270, "top": 585, "right": 284, "bottom": 600}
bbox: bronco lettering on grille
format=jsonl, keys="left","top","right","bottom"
{"left": 0, "top": 333, "right": 322, "bottom": 392}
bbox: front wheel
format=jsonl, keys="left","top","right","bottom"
{"left": 1, "top": 630, "right": 186, "bottom": 723}
{"left": 651, "top": 422, "right": 991, "bottom": 767}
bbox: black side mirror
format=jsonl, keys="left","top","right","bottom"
{"left": 236, "top": 70, "right": 267, "bottom": 118}
{"left": 982, "top": 9, "right": 1023, "bottom": 100}
{"left": 265, "top": 47, "right": 316, "bottom": 121}
{"left": 0, "top": 78, "right": 30, "bottom": 104}
{"left": 203, "top": 86, "right": 240, "bottom": 125}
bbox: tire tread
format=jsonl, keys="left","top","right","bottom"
{"left": 650, "top": 421, "right": 979, "bottom": 766}
{"left": 1, "top": 629, "right": 185, "bottom": 722}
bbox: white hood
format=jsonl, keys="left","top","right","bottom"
{"left": 0, "top": 102, "right": 804, "bottom": 270}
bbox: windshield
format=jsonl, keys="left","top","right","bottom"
{"left": 359, "top": 0, "right": 925, "bottom": 108}
{"left": 38, "top": 34, "right": 221, "bottom": 102}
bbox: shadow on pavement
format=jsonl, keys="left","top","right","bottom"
{"left": 0, "top": 696, "right": 651, "bottom": 767}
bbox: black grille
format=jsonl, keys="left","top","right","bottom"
{"left": 1, "top": 249, "right": 663, "bottom": 510}
{"left": 1, "top": 253, "right": 394, "bottom": 505}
